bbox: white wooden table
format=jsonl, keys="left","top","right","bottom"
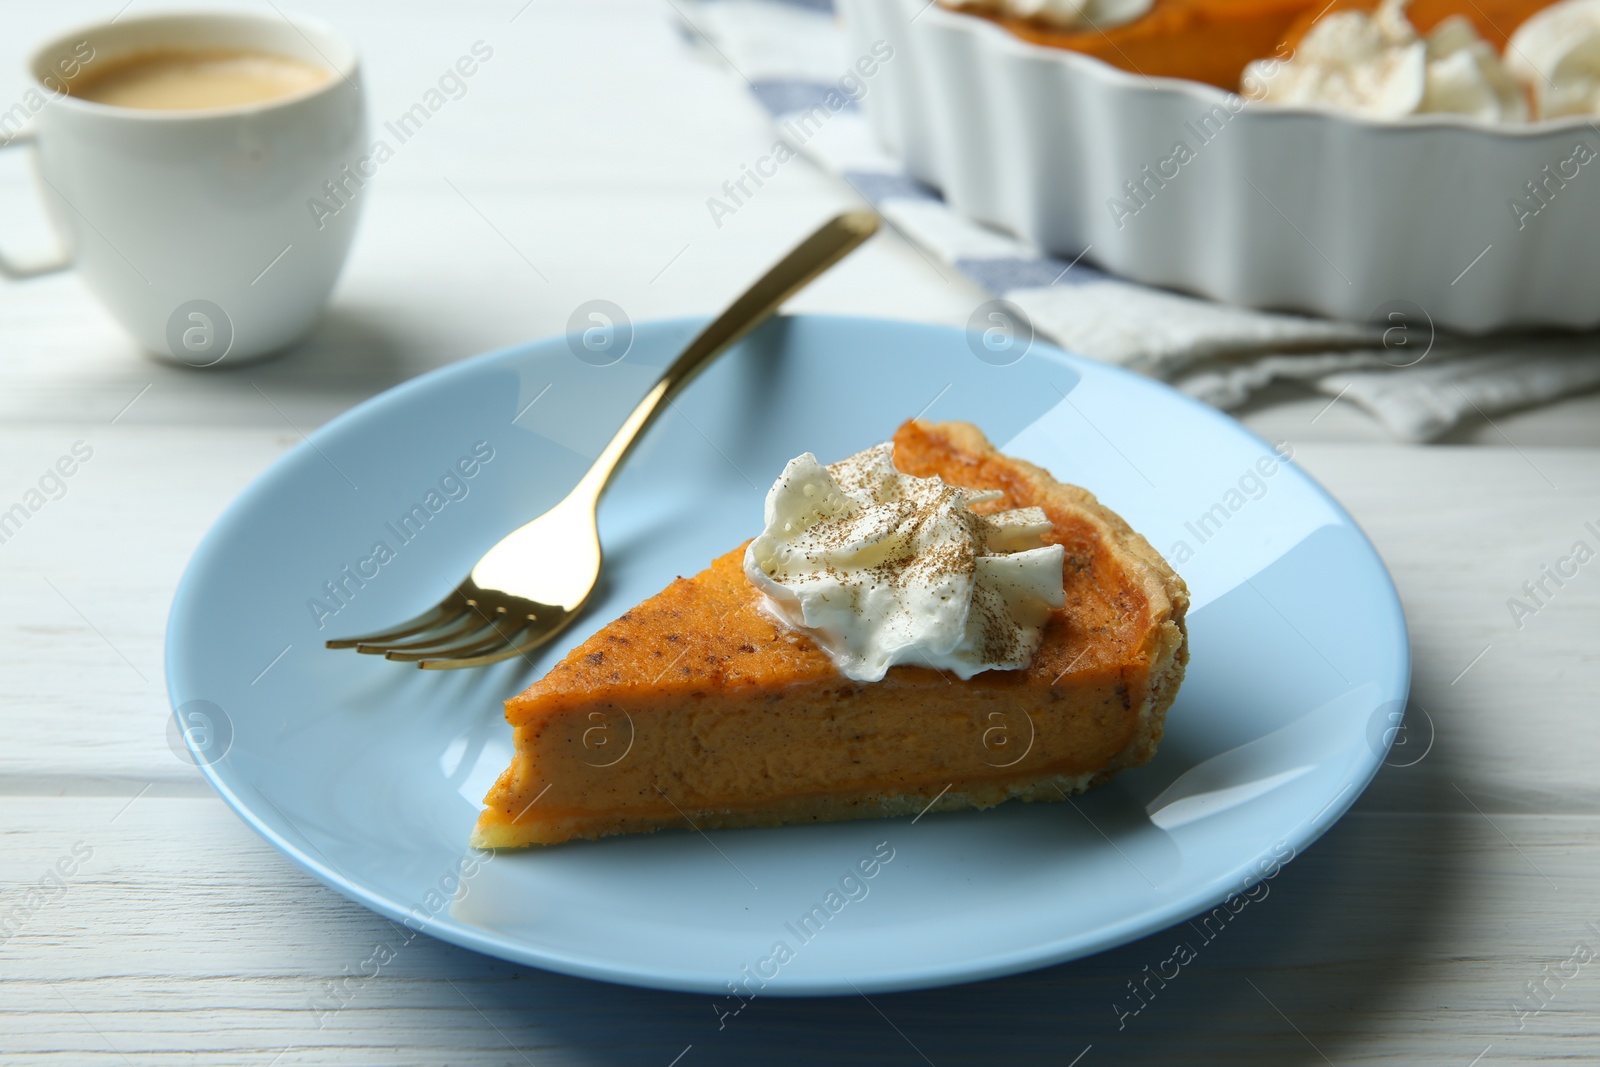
{"left": 4, "top": 2, "right": 1599, "bottom": 1063}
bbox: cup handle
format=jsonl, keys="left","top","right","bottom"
{"left": 0, "top": 128, "right": 72, "bottom": 280}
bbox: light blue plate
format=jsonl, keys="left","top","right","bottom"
{"left": 166, "top": 315, "right": 1409, "bottom": 996}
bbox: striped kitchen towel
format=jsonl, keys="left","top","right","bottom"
{"left": 676, "top": 0, "right": 1600, "bottom": 441}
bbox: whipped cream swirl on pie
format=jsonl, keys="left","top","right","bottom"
{"left": 942, "top": 0, "right": 1155, "bottom": 32}
{"left": 744, "top": 442, "right": 1066, "bottom": 683}
{"left": 1242, "top": 0, "right": 1526, "bottom": 122}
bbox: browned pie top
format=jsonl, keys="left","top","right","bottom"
{"left": 505, "top": 419, "right": 1188, "bottom": 726}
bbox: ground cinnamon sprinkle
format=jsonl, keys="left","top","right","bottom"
{"left": 744, "top": 441, "right": 1064, "bottom": 681}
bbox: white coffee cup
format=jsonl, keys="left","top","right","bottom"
{"left": 3, "top": 11, "right": 367, "bottom": 365}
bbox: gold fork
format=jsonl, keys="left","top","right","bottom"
{"left": 326, "top": 210, "right": 880, "bottom": 669}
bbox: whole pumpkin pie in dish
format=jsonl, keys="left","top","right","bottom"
{"left": 472, "top": 419, "right": 1188, "bottom": 849}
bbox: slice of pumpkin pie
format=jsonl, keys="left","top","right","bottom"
{"left": 472, "top": 419, "right": 1188, "bottom": 848}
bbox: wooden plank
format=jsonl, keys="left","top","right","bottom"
{"left": 1, "top": 795, "right": 1597, "bottom": 1064}
{"left": 0, "top": 184, "right": 979, "bottom": 431}
{"left": 3, "top": 439, "right": 1597, "bottom": 811}
{"left": 0, "top": 428, "right": 289, "bottom": 787}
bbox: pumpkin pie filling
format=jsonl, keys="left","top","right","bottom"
{"left": 961, "top": 0, "right": 1316, "bottom": 88}
{"left": 943, "top": 0, "right": 1569, "bottom": 102}
{"left": 473, "top": 419, "right": 1188, "bottom": 848}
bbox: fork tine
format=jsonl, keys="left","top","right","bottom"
{"left": 387, "top": 614, "right": 533, "bottom": 664}
{"left": 356, "top": 608, "right": 492, "bottom": 654}
{"left": 420, "top": 603, "right": 578, "bottom": 670}
{"left": 380, "top": 615, "right": 512, "bottom": 662}
{"left": 419, "top": 622, "right": 560, "bottom": 670}
{"left": 325, "top": 600, "right": 462, "bottom": 649}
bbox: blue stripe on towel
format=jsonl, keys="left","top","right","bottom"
{"left": 752, "top": 79, "right": 858, "bottom": 116}
{"left": 955, "top": 255, "right": 1107, "bottom": 292}
{"left": 842, "top": 171, "right": 941, "bottom": 203}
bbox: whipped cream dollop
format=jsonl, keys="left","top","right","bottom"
{"left": 1506, "top": 0, "right": 1600, "bottom": 118}
{"left": 943, "top": 0, "right": 1155, "bottom": 33}
{"left": 1242, "top": 0, "right": 1527, "bottom": 122}
{"left": 743, "top": 442, "right": 1066, "bottom": 683}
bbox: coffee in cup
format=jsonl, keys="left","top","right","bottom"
{"left": 66, "top": 49, "right": 332, "bottom": 111}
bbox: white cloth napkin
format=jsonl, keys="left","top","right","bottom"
{"left": 677, "top": 0, "right": 1600, "bottom": 440}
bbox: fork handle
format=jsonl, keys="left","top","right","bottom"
{"left": 570, "top": 210, "right": 880, "bottom": 503}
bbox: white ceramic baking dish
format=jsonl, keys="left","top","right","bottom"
{"left": 840, "top": 0, "right": 1600, "bottom": 331}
